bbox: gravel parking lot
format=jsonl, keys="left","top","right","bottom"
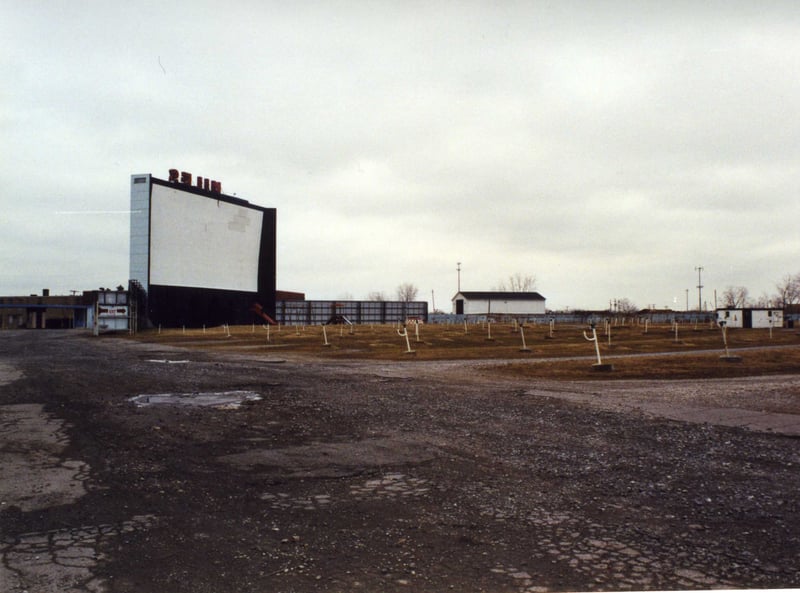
{"left": 1, "top": 330, "right": 799, "bottom": 592}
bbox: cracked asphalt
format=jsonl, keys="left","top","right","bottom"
{"left": 1, "top": 330, "right": 799, "bottom": 592}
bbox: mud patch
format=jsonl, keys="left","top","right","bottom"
{"left": 219, "top": 436, "right": 439, "bottom": 478}
{"left": 129, "top": 390, "right": 261, "bottom": 409}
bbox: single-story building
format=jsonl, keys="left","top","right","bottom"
{"left": 452, "top": 291, "right": 546, "bottom": 318}
{"left": 0, "top": 289, "right": 131, "bottom": 332}
{"left": 715, "top": 308, "right": 783, "bottom": 329}
{"left": 0, "top": 291, "right": 90, "bottom": 329}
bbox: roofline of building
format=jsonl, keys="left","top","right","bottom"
{"left": 452, "top": 291, "right": 546, "bottom": 301}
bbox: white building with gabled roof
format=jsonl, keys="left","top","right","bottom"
{"left": 452, "top": 291, "right": 546, "bottom": 317}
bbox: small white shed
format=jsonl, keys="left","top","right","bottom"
{"left": 715, "top": 308, "right": 783, "bottom": 329}
{"left": 452, "top": 291, "right": 546, "bottom": 317}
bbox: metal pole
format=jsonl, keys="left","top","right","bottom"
{"left": 695, "top": 266, "right": 704, "bottom": 311}
{"left": 721, "top": 324, "right": 730, "bottom": 357}
{"left": 520, "top": 325, "right": 530, "bottom": 351}
{"left": 397, "top": 325, "right": 414, "bottom": 353}
{"left": 583, "top": 325, "right": 603, "bottom": 365}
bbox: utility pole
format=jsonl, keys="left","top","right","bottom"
{"left": 457, "top": 262, "right": 461, "bottom": 293}
{"left": 695, "top": 266, "right": 704, "bottom": 311}
{"left": 685, "top": 288, "right": 689, "bottom": 311}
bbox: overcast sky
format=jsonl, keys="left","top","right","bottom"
{"left": 3, "top": 1, "right": 799, "bottom": 311}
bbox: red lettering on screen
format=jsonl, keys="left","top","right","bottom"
{"left": 169, "top": 169, "right": 223, "bottom": 194}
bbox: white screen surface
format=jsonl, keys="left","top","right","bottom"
{"left": 149, "top": 184, "right": 264, "bottom": 292}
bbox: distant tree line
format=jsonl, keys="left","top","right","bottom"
{"left": 720, "top": 272, "right": 800, "bottom": 309}
{"left": 494, "top": 273, "right": 537, "bottom": 292}
{"left": 363, "top": 283, "right": 420, "bottom": 303}
{"left": 361, "top": 270, "right": 800, "bottom": 313}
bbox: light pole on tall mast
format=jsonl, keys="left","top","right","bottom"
{"left": 695, "top": 266, "right": 704, "bottom": 311}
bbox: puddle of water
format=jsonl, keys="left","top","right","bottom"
{"left": 129, "top": 390, "right": 261, "bottom": 409}
{"left": 146, "top": 359, "right": 190, "bottom": 364}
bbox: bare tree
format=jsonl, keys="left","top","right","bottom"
{"left": 775, "top": 273, "right": 800, "bottom": 309}
{"left": 395, "top": 282, "right": 419, "bottom": 302}
{"left": 615, "top": 297, "right": 638, "bottom": 314}
{"left": 367, "top": 291, "right": 387, "bottom": 301}
{"left": 496, "top": 273, "right": 537, "bottom": 292}
{"left": 721, "top": 286, "right": 750, "bottom": 308}
{"left": 752, "top": 293, "right": 772, "bottom": 308}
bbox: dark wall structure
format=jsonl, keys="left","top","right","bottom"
{"left": 276, "top": 300, "right": 428, "bottom": 325}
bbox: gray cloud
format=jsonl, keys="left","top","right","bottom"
{"left": 2, "top": 1, "right": 799, "bottom": 310}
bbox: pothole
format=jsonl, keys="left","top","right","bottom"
{"left": 218, "top": 436, "right": 439, "bottom": 478}
{"left": 129, "top": 390, "right": 261, "bottom": 409}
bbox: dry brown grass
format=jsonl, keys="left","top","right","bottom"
{"left": 487, "top": 347, "right": 800, "bottom": 381}
{"left": 127, "top": 321, "right": 800, "bottom": 381}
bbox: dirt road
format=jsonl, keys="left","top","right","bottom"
{"left": 1, "top": 330, "right": 799, "bottom": 591}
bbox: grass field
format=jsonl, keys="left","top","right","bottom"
{"left": 127, "top": 320, "right": 800, "bottom": 381}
